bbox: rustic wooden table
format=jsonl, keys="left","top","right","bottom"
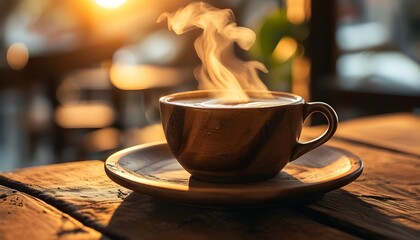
{"left": 0, "top": 113, "right": 419, "bottom": 239}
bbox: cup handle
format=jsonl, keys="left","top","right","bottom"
{"left": 291, "top": 102, "right": 338, "bottom": 161}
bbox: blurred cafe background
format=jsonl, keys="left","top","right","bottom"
{"left": 0, "top": 0, "right": 419, "bottom": 171}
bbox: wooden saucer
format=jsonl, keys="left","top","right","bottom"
{"left": 105, "top": 141, "right": 363, "bottom": 207}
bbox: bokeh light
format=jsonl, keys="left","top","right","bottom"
{"left": 95, "top": 0, "right": 127, "bottom": 9}
{"left": 286, "top": 0, "right": 311, "bottom": 24}
{"left": 83, "top": 128, "right": 120, "bottom": 152}
{"left": 55, "top": 102, "right": 115, "bottom": 128}
{"left": 110, "top": 64, "right": 188, "bottom": 90}
{"left": 6, "top": 42, "right": 29, "bottom": 70}
{"left": 272, "top": 37, "right": 298, "bottom": 62}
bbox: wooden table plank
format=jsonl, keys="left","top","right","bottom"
{"left": 305, "top": 139, "right": 420, "bottom": 240}
{"left": 0, "top": 185, "right": 101, "bottom": 240}
{"left": 300, "top": 113, "right": 420, "bottom": 239}
{"left": 1, "top": 113, "right": 418, "bottom": 239}
{"left": 0, "top": 161, "right": 358, "bottom": 240}
{"left": 2, "top": 139, "right": 418, "bottom": 239}
{"left": 304, "top": 113, "right": 420, "bottom": 156}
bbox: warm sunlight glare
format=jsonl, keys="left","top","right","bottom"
{"left": 95, "top": 0, "right": 127, "bottom": 9}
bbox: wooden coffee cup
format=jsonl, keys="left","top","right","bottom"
{"left": 160, "top": 90, "right": 338, "bottom": 183}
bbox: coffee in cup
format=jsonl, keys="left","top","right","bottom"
{"left": 160, "top": 90, "right": 338, "bottom": 183}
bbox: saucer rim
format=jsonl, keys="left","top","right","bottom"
{"left": 105, "top": 141, "right": 363, "bottom": 206}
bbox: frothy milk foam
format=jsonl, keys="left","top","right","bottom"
{"left": 169, "top": 97, "right": 297, "bottom": 108}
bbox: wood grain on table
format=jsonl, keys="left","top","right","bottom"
{"left": 0, "top": 185, "right": 101, "bottom": 240}
{"left": 0, "top": 113, "right": 419, "bottom": 239}
{"left": 304, "top": 113, "right": 420, "bottom": 156}
{"left": 0, "top": 160, "right": 357, "bottom": 240}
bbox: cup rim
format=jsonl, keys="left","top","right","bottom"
{"left": 159, "top": 90, "right": 304, "bottom": 109}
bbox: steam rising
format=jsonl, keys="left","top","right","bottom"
{"left": 158, "top": 2, "right": 271, "bottom": 103}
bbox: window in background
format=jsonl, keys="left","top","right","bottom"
{"left": 336, "top": 0, "right": 420, "bottom": 95}
{"left": 310, "top": 0, "right": 420, "bottom": 122}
